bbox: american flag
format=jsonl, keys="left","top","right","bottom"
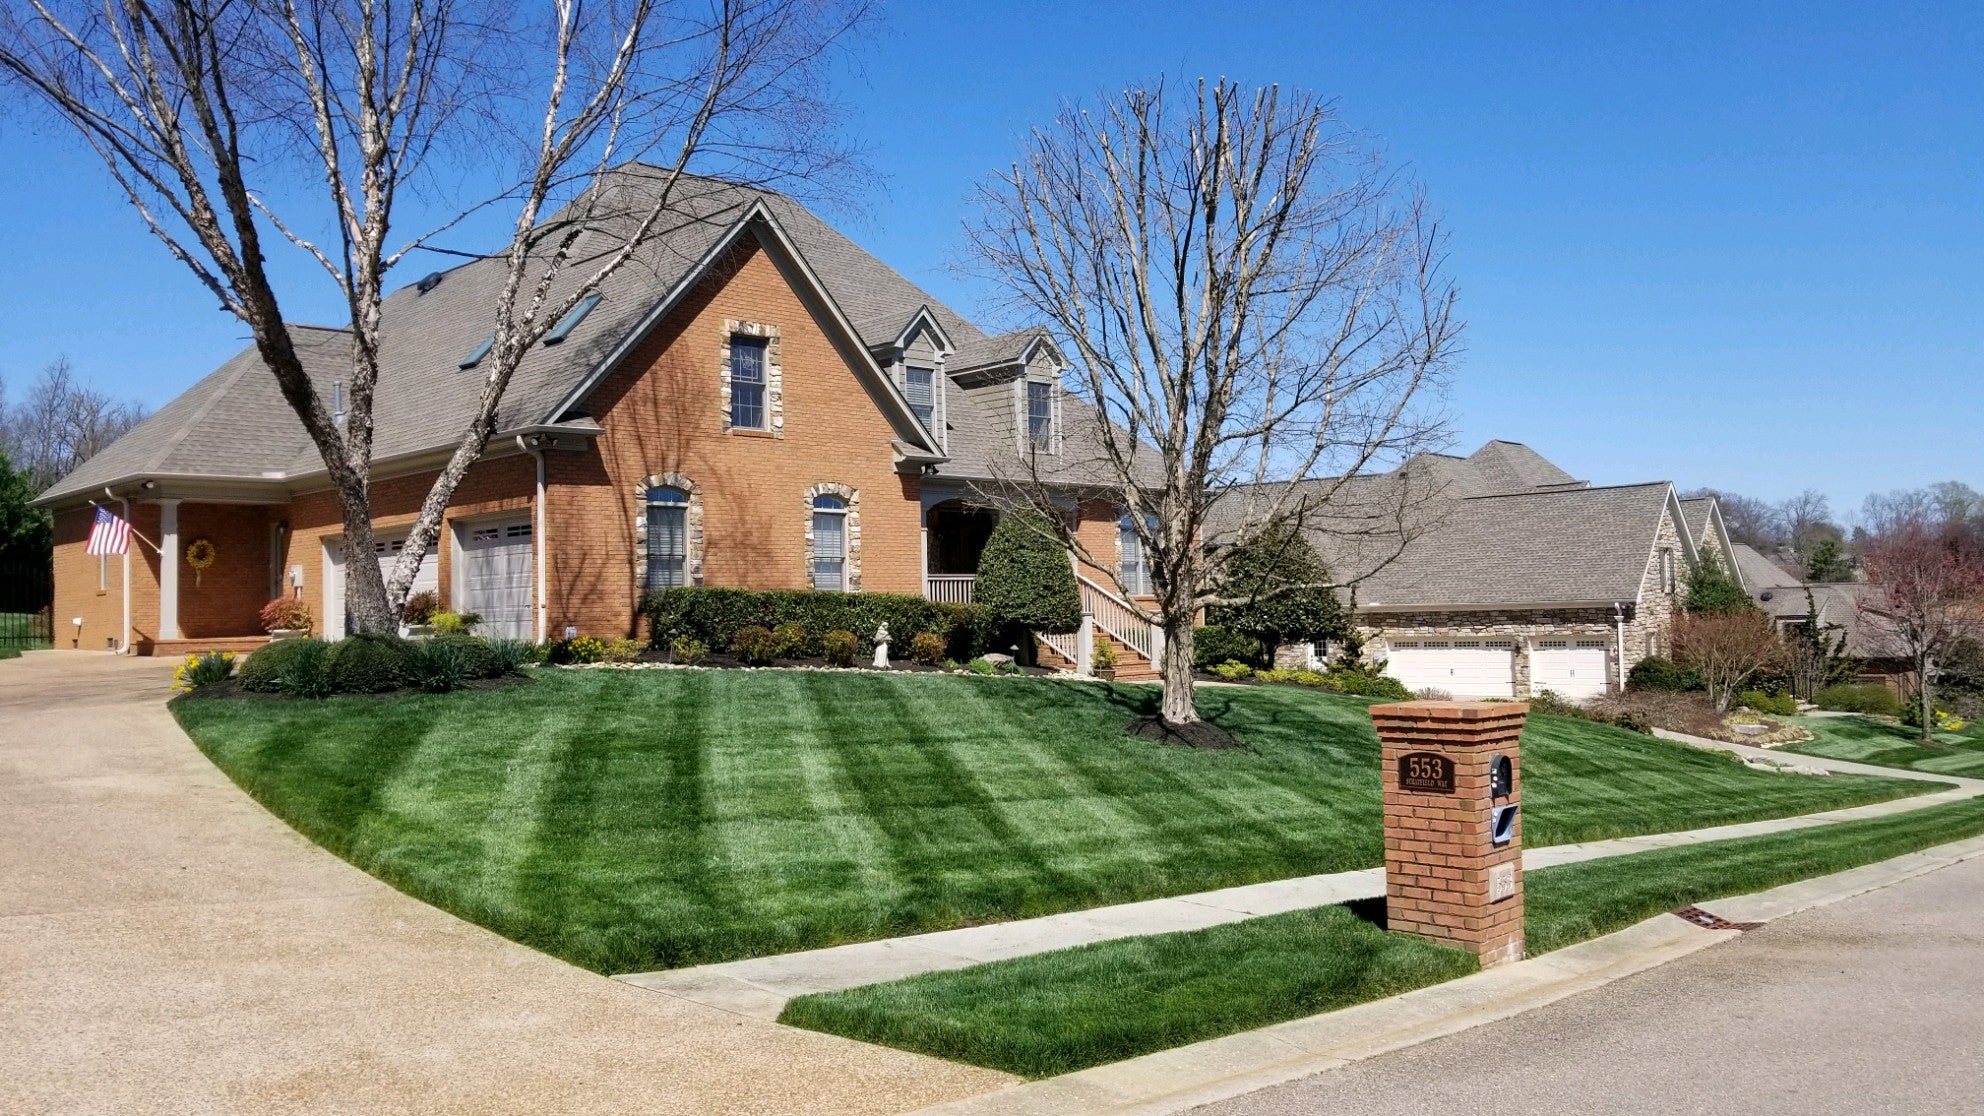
{"left": 86, "top": 505, "right": 131, "bottom": 556}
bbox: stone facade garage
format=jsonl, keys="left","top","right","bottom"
{"left": 36, "top": 167, "right": 1162, "bottom": 666}
{"left": 1230, "top": 441, "right": 1726, "bottom": 701}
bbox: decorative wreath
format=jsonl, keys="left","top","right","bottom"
{"left": 186, "top": 538, "right": 217, "bottom": 586}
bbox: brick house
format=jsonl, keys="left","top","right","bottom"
{"left": 1226, "top": 442, "right": 1736, "bottom": 700}
{"left": 36, "top": 168, "right": 1161, "bottom": 675}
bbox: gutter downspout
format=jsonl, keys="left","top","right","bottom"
{"left": 1614, "top": 602, "right": 1627, "bottom": 692}
{"left": 518, "top": 436, "right": 548, "bottom": 643}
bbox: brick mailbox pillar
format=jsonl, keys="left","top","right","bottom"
{"left": 1370, "top": 700, "right": 1529, "bottom": 967}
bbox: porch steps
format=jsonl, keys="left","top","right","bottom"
{"left": 140, "top": 636, "right": 272, "bottom": 658}
{"left": 1036, "top": 633, "right": 1162, "bottom": 682}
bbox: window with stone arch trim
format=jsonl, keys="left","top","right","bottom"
{"left": 634, "top": 472, "right": 704, "bottom": 589}
{"left": 721, "top": 320, "right": 784, "bottom": 436}
{"left": 803, "top": 482, "right": 861, "bottom": 591}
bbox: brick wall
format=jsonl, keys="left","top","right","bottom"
{"left": 175, "top": 503, "right": 275, "bottom": 638}
{"left": 51, "top": 502, "right": 160, "bottom": 651}
{"left": 546, "top": 235, "right": 927, "bottom": 640}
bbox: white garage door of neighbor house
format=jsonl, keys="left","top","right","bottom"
{"left": 323, "top": 533, "right": 439, "bottom": 640}
{"left": 1384, "top": 640, "right": 1516, "bottom": 699}
{"left": 1530, "top": 640, "right": 1610, "bottom": 700}
{"left": 458, "top": 520, "right": 534, "bottom": 640}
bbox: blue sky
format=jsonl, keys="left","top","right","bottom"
{"left": 2, "top": 1, "right": 1978, "bottom": 521}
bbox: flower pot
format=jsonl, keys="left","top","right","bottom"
{"left": 406, "top": 624, "right": 436, "bottom": 639}
{"left": 1093, "top": 667, "right": 1117, "bottom": 681}
{"left": 268, "top": 628, "right": 307, "bottom": 642}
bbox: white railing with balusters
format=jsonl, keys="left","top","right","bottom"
{"left": 925, "top": 574, "right": 975, "bottom": 604}
{"left": 1077, "top": 574, "right": 1159, "bottom": 664}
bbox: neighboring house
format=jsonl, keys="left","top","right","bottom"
{"left": 1728, "top": 542, "right": 1908, "bottom": 690}
{"left": 1225, "top": 442, "right": 1711, "bottom": 701}
{"left": 35, "top": 166, "right": 1160, "bottom": 675}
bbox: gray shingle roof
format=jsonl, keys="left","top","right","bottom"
{"left": 1728, "top": 543, "right": 1803, "bottom": 592}
{"left": 1352, "top": 483, "right": 1673, "bottom": 609}
{"left": 1209, "top": 443, "right": 1667, "bottom": 610}
{"left": 41, "top": 165, "right": 1135, "bottom": 502}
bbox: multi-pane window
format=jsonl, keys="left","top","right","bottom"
{"left": 729, "top": 336, "right": 767, "bottom": 430}
{"left": 812, "top": 494, "right": 848, "bottom": 590}
{"left": 1026, "top": 380, "right": 1052, "bottom": 450}
{"left": 905, "top": 366, "right": 935, "bottom": 430}
{"left": 646, "top": 485, "right": 690, "bottom": 589}
{"left": 1118, "top": 514, "right": 1149, "bottom": 595}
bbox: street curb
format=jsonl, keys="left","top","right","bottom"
{"left": 900, "top": 829, "right": 1984, "bottom": 1116}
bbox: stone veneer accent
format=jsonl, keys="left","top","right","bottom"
{"left": 802, "top": 481, "right": 861, "bottom": 591}
{"left": 720, "top": 320, "right": 784, "bottom": 437}
{"left": 632, "top": 472, "right": 705, "bottom": 588}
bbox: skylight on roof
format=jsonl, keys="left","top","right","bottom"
{"left": 459, "top": 335, "right": 493, "bottom": 369}
{"left": 543, "top": 294, "right": 601, "bottom": 345}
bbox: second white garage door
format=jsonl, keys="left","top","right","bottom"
{"left": 1530, "top": 640, "right": 1610, "bottom": 700}
{"left": 457, "top": 519, "right": 534, "bottom": 640}
{"left": 1384, "top": 640, "right": 1516, "bottom": 699}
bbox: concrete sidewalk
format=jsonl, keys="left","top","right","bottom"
{"left": 618, "top": 734, "right": 1974, "bottom": 1019}
{"left": 0, "top": 652, "right": 1012, "bottom": 1116}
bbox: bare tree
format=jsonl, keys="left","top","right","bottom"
{"left": 968, "top": 79, "right": 1459, "bottom": 728}
{"left": 1672, "top": 610, "right": 1785, "bottom": 712}
{"left": 1778, "top": 488, "right": 1841, "bottom": 560}
{"left": 1, "top": 0, "right": 867, "bottom": 632}
{"left": 1859, "top": 509, "right": 1984, "bottom": 742}
{"left": 1685, "top": 487, "right": 1784, "bottom": 552}
{"left": 0, "top": 357, "right": 150, "bottom": 493}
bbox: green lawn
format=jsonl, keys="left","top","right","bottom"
{"left": 783, "top": 795, "right": 1984, "bottom": 1078}
{"left": 1780, "top": 714, "right": 1984, "bottom": 778}
{"left": 0, "top": 611, "right": 50, "bottom": 657}
{"left": 174, "top": 670, "right": 1933, "bottom": 974}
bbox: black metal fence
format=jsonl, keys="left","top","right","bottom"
{"left": 0, "top": 562, "right": 54, "bottom": 651}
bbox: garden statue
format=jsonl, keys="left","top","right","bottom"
{"left": 873, "top": 622, "right": 891, "bottom": 669}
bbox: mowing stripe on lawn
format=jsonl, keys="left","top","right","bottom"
{"left": 174, "top": 670, "right": 1937, "bottom": 975}
{"left": 779, "top": 794, "right": 1984, "bottom": 1079}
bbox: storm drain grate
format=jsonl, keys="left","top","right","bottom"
{"left": 1673, "top": 906, "right": 1762, "bottom": 932}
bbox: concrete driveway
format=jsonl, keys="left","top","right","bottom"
{"left": 0, "top": 652, "right": 1012, "bottom": 1115}
{"left": 1199, "top": 841, "right": 1984, "bottom": 1115}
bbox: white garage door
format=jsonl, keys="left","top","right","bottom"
{"left": 1531, "top": 640, "right": 1610, "bottom": 700}
{"left": 1385, "top": 640, "right": 1516, "bottom": 699}
{"left": 458, "top": 519, "right": 534, "bottom": 640}
{"left": 322, "top": 532, "right": 439, "bottom": 640}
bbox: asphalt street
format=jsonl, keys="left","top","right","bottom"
{"left": 1200, "top": 852, "right": 1984, "bottom": 1115}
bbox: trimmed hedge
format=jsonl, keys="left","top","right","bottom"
{"left": 1193, "top": 625, "right": 1265, "bottom": 672}
{"left": 430, "top": 633, "right": 502, "bottom": 679}
{"left": 1815, "top": 683, "right": 1903, "bottom": 717}
{"left": 642, "top": 587, "right": 994, "bottom": 662}
{"left": 324, "top": 633, "right": 411, "bottom": 694}
{"left": 239, "top": 637, "right": 324, "bottom": 693}
{"left": 1627, "top": 655, "right": 1703, "bottom": 693}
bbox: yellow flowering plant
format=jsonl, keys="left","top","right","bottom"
{"left": 171, "top": 650, "right": 237, "bottom": 692}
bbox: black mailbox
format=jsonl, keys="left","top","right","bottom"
{"left": 1490, "top": 803, "right": 1518, "bottom": 847}
{"left": 1489, "top": 754, "right": 1514, "bottom": 799}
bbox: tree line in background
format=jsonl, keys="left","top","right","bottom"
{"left": 0, "top": 357, "right": 150, "bottom": 569}
{"left": 1685, "top": 481, "right": 1984, "bottom": 586}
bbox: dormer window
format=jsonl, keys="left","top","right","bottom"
{"left": 905, "top": 366, "right": 935, "bottom": 430}
{"left": 1026, "top": 380, "right": 1053, "bottom": 451}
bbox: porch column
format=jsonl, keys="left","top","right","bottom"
{"left": 1076, "top": 614, "right": 1094, "bottom": 676}
{"left": 158, "top": 499, "right": 181, "bottom": 641}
